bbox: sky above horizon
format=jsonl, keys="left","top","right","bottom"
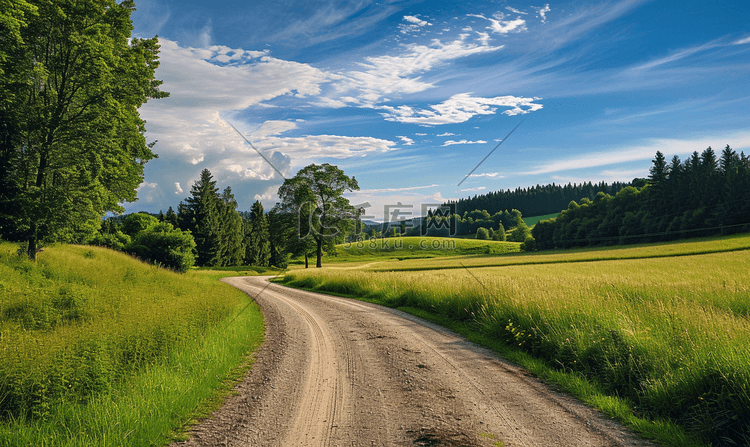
{"left": 128, "top": 0, "right": 750, "bottom": 220}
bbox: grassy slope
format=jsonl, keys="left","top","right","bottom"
{"left": 523, "top": 212, "right": 560, "bottom": 227}
{"left": 280, "top": 233, "right": 750, "bottom": 446}
{"left": 0, "top": 243, "right": 264, "bottom": 446}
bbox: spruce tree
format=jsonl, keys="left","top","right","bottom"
{"left": 178, "top": 169, "right": 221, "bottom": 266}
{"left": 218, "top": 187, "right": 244, "bottom": 266}
{"left": 244, "top": 201, "right": 271, "bottom": 266}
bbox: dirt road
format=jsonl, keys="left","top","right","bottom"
{"left": 175, "top": 276, "right": 653, "bottom": 447}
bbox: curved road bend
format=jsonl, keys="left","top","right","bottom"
{"left": 174, "top": 276, "right": 654, "bottom": 447}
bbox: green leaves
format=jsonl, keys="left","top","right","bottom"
{"left": 1, "top": 0, "right": 168, "bottom": 258}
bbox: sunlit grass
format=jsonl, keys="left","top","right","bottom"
{"left": 281, "top": 233, "right": 750, "bottom": 446}
{"left": 0, "top": 242, "right": 264, "bottom": 446}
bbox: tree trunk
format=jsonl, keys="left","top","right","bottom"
{"left": 304, "top": 252, "right": 308, "bottom": 268}
{"left": 27, "top": 223, "right": 38, "bottom": 261}
{"left": 316, "top": 237, "right": 323, "bottom": 268}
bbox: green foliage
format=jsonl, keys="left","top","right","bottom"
{"left": 244, "top": 201, "right": 270, "bottom": 266}
{"left": 493, "top": 222, "right": 506, "bottom": 241}
{"left": 508, "top": 219, "right": 531, "bottom": 242}
{"left": 0, "top": 0, "right": 168, "bottom": 258}
{"left": 520, "top": 235, "right": 536, "bottom": 251}
{"left": 89, "top": 230, "right": 131, "bottom": 251}
{"left": 178, "top": 169, "right": 221, "bottom": 266}
{"left": 276, "top": 163, "right": 359, "bottom": 268}
{"left": 217, "top": 187, "right": 244, "bottom": 267}
{"left": 533, "top": 147, "right": 750, "bottom": 249}
{"left": 121, "top": 213, "right": 158, "bottom": 236}
{"left": 125, "top": 222, "right": 196, "bottom": 273}
{"left": 475, "top": 227, "right": 490, "bottom": 240}
{"left": 448, "top": 181, "right": 632, "bottom": 222}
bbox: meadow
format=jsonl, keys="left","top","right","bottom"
{"left": 282, "top": 233, "right": 750, "bottom": 446}
{"left": 0, "top": 242, "right": 265, "bottom": 446}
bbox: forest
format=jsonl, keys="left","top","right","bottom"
{"left": 532, "top": 146, "right": 750, "bottom": 249}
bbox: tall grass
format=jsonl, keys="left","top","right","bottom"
{"left": 0, "top": 242, "right": 264, "bottom": 445}
{"left": 282, "top": 237, "right": 750, "bottom": 446}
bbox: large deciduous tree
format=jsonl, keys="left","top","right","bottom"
{"left": 0, "top": 0, "right": 168, "bottom": 259}
{"left": 277, "top": 163, "right": 358, "bottom": 268}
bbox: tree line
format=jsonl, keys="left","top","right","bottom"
{"left": 445, "top": 180, "right": 634, "bottom": 218}
{"left": 532, "top": 146, "right": 750, "bottom": 249}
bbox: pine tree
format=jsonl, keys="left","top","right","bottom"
{"left": 244, "top": 201, "right": 271, "bottom": 266}
{"left": 218, "top": 187, "right": 244, "bottom": 266}
{"left": 178, "top": 169, "right": 221, "bottom": 266}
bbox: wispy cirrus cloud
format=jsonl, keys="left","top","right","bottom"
{"left": 333, "top": 35, "right": 503, "bottom": 105}
{"left": 379, "top": 93, "right": 542, "bottom": 125}
{"left": 468, "top": 13, "right": 527, "bottom": 34}
{"left": 469, "top": 172, "right": 504, "bottom": 178}
{"left": 442, "top": 139, "right": 487, "bottom": 146}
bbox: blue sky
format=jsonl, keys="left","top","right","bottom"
{"left": 128, "top": 0, "right": 750, "bottom": 220}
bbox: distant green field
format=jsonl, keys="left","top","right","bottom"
{"left": 0, "top": 243, "right": 264, "bottom": 446}
{"left": 522, "top": 212, "right": 559, "bottom": 227}
{"left": 329, "top": 236, "right": 520, "bottom": 262}
{"left": 281, "top": 232, "right": 750, "bottom": 446}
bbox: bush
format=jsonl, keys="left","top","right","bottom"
{"left": 90, "top": 231, "right": 131, "bottom": 251}
{"left": 121, "top": 213, "right": 158, "bottom": 236}
{"left": 508, "top": 221, "right": 531, "bottom": 242}
{"left": 493, "top": 223, "right": 506, "bottom": 241}
{"left": 476, "top": 227, "right": 490, "bottom": 240}
{"left": 125, "top": 223, "right": 196, "bottom": 272}
{"left": 520, "top": 235, "right": 536, "bottom": 251}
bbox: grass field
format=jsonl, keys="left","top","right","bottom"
{"left": 323, "top": 236, "right": 520, "bottom": 263}
{"left": 281, "top": 233, "right": 750, "bottom": 446}
{"left": 523, "top": 212, "right": 559, "bottom": 227}
{"left": 0, "top": 243, "right": 265, "bottom": 446}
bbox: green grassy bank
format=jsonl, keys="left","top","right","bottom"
{"left": 0, "top": 243, "right": 264, "bottom": 446}
{"left": 281, "top": 234, "right": 750, "bottom": 446}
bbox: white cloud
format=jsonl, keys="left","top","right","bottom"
{"left": 398, "top": 136, "right": 415, "bottom": 145}
{"left": 437, "top": 132, "right": 456, "bottom": 136}
{"left": 345, "top": 188, "right": 455, "bottom": 221}
{"left": 415, "top": 132, "right": 428, "bottom": 136}
{"left": 174, "top": 182, "right": 183, "bottom": 194}
{"left": 357, "top": 184, "right": 440, "bottom": 194}
{"left": 380, "top": 93, "right": 543, "bottom": 125}
{"left": 140, "top": 38, "right": 331, "bottom": 177}
{"left": 734, "top": 36, "right": 750, "bottom": 45}
{"left": 400, "top": 15, "right": 432, "bottom": 34}
{"left": 251, "top": 134, "right": 397, "bottom": 160}
{"left": 460, "top": 186, "right": 487, "bottom": 192}
{"left": 251, "top": 120, "right": 299, "bottom": 138}
{"left": 469, "top": 13, "right": 527, "bottom": 34}
{"left": 506, "top": 7, "right": 527, "bottom": 15}
{"left": 442, "top": 139, "right": 487, "bottom": 146}
{"left": 469, "top": 172, "right": 504, "bottom": 178}
{"left": 534, "top": 4, "right": 551, "bottom": 23}
{"left": 335, "top": 36, "right": 503, "bottom": 106}
{"left": 136, "top": 182, "right": 161, "bottom": 204}
{"left": 526, "top": 131, "right": 750, "bottom": 174}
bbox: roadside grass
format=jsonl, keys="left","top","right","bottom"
{"left": 0, "top": 242, "right": 264, "bottom": 446}
{"left": 280, "top": 234, "right": 750, "bottom": 446}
